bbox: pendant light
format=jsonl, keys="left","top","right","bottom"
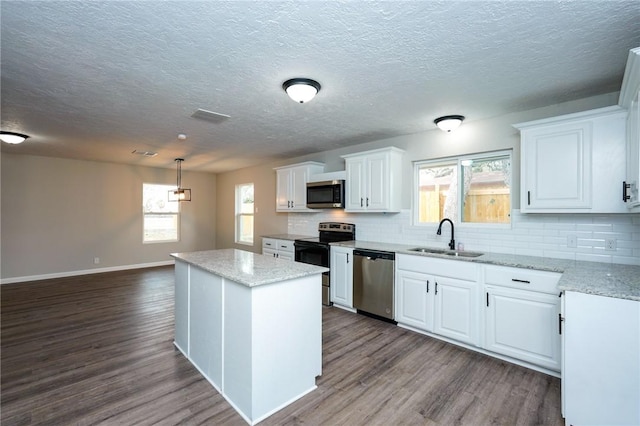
{"left": 434, "top": 115, "right": 465, "bottom": 132}
{"left": 0, "top": 131, "right": 29, "bottom": 144}
{"left": 168, "top": 158, "right": 191, "bottom": 202}
{"left": 282, "top": 78, "right": 321, "bottom": 103}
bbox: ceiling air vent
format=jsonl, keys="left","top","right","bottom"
{"left": 191, "top": 108, "right": 231, "bottom": 124}
{"left": 131, "top": 150, "right": 158, "bottom": 157}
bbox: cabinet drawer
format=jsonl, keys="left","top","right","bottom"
{"left": 277, "top": 240, "right": 294, "bottom": 253}
{"left": 484, "top": 265, "right": 560, "bottom": 294}
{"left": 262, "top": 238, "right": 277, "bottom": 250}
{"left": 397, "top": 254, "right": 478, "bottom": 281}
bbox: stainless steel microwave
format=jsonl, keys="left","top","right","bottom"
{"left": 306, "top": 180, "right": 345, "bottom": 209}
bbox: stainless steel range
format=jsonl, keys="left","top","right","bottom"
{"left": 294, "top": 222, "right": 356, "bottom": 305}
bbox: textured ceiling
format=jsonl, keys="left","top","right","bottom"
{"left": 2, "top": 1, "right": 640, "bottom": 173}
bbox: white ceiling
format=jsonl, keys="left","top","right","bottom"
{"left": 2, "top": 1, "right": 639, "bottom": 173}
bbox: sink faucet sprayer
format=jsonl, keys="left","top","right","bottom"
{"left": 437, "top": 218, "right": 455, "bottom": 250}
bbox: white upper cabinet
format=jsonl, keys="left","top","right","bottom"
{"left": 620, "top": 47, "right": 640, "bottom": 211}
{"left": 341, "top": 147, "right": 404, "bottom": 212}
{"left": 274, "top": 162, "right": 324, "bottom": 212}
{"left": 515, "top": 106, "right": 627, "bottom": 213}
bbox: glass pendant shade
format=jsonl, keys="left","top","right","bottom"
{"left": 168, "top": 158, "right": 191, "bottom": 202}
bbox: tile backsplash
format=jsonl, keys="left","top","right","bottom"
{"left": 288, "top": 210, "right": 640, "bottom": 266}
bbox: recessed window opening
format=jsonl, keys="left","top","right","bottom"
{"left": 235, "top": 183, "right": 254, "bottom": 245}
{"left": 143, "top": 183, "right": 180, "bottom": 243}
{"left": 414, "top": 150, "right": 512, "bottom": 226}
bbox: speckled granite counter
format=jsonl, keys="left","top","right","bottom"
{"left": 171, "top": 248, "right": 328, "bottom": 287}
{"left": 331, "top": 240, "right": 640, "bottom": 301}
{"left": 262, "top": 233, "right": 314, "bottom": 241}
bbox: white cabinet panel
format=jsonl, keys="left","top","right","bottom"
{"left": 395, "top": 254, "right": 479, "bottom": 346}
{"left": 433, "top": 276, "right": 478, "bottom": 346}
{"left": 262, "top": 237, "right": 294, "bottom": 260}
{"left": 342, "top": 147, "right": 403, "bottom": 212}
{"left": 516, "top": 106, "right": 628, "bottom": 213}
{"left": 174, "top": 260, "right": 189, "bottom": 354}
{"left": 274, "top": 162, "right": 324, "bottom": 212}
{"left": 485, "top": 285, "right": 560, "bottom": 371}
{"left": 395, "top": 269, "right": 433, "bottom": 331}
{"left": 563, "top": 291, "right": 640, "bottom": 426}
{"left": 522, "top": 120, "right": 592, "bottom": 209}
{"left": 621, "top": 47, "right": 640, "bottom": 210}
{"left": 189, "top": 266, "right": 223, "bottom": 385}
{"left": 330, "top": 246, "right": 353, "bottom": 308}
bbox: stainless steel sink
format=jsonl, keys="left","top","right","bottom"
{"left": 407, "top": 247, "right": 483, "bottom": 258}
{"left": 408, "top": 247, "right": 448, "bottom": 254}
{"left": 445, "top": 251, "right": 483, "bottom": 258}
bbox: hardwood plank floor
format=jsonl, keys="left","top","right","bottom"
{"left": 1, "top": 266, "right": 563, "bottom": 425}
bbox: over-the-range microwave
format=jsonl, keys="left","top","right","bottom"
{"left": 306, "top": 180, "right": 345, "bottom": 209}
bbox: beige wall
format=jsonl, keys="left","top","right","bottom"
{"left": 215, "top": 163, "right": 288, "bottom": 252}
{"left": 1, "top": 154, "right": 217, "bottom": 280}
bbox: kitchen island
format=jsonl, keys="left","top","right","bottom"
{"left": 171, "top": 249, "right": 328, "bottom": 425}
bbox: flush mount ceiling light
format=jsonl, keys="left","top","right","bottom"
{"left": 168, "top": 158, "right": 191, "bottom": 202}
{"left": 0, "top": 131, "right": 29, "bottom": 144}
{"left": 434, "top": 115, "right": 465, "bottom": 132}
{"left": 282, "top": 78, "right": 321, "bottom": 103}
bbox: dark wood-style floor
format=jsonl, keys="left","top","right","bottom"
{"left": 1, "top": 266, "right": 564, "bottom": 425}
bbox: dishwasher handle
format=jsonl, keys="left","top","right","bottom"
{"left": 353, "top": 249, "right": 395, "bottom": 261}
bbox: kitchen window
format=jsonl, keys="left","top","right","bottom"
{"left": 235, "top": 183, "right": 254, "bottom": 245}
{"left": 143, "top": 183, "right": 179, "bottom": 243}
{"left": 414, "top": 151, "right": 512, "bottom": 225}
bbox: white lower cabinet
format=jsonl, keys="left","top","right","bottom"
{"left": 562, "top": 291, "right": 640, "bottom": 425}
{"left": 330, "top": 246, "right": 354, "bottom": 309}
{"left": 484, "top": 285, "right": 560, "bottom": 371}
{"left": 483, "top": 265, "right": 561, "bottom": 372}
{"left": 395, "top": 269, "right": 434, "bottom": 331}
{"left": 261, "top": 238, "right": 294, "bottom": 260}
{"left": 433, "top": 276, "right": 478, "bottom": 346}
{"left": 395, "top": 255, "right": 479, "bottom": 347}
{"left": 396, "top": 256, "right": 562, "bottom": 374}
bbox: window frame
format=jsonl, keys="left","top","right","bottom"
{"left": 235, "top": 182, "right": 254, "bottom": 246}
{"left": 142, "top": 183, "right": 180, "bottom": 244}
{"left": 412, "top": 150, "right": 513, "bottom": 229}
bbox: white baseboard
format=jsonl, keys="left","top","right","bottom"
{"left": 0, "top": 260, "right": 175, "bottom": 285}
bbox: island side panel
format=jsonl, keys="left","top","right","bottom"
{"left": 189, "top": 266, "right": 223, "bottom": 389}
{"left": 174, "top": 260, "right": 189, "bottom": 355}
{"left": 251, "top": 274, "right": 322, "bottom": 422}
{"left": 223, "top": 280, "right": 254, "bottom": 422}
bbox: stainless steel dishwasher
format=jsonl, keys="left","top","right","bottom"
{"left": 353, "top": 249, "right": 395, "bottom": 320}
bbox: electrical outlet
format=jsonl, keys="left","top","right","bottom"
{"left": 94, "top": 257, "right": 100, "bottom": 264}
{"left": 567, "top": 235, "right": 577, "bottom": 248}
{"left": 605, "top": 239, "right": 617, "bottom": 251}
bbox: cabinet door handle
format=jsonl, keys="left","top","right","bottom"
{"left": 558, "top": 313, "right": 563, "bottom": 335}
{"left": 435, "top": 282, "right": 438, "bottom": 295}
{"left": 623, "top": 181, "right": 631, "bottom": 202}
{"left": 291, "top": 200, "right": 294, "bottom": 208}
{"left": 426, "top": 280, "right": 429, "bottom": 293}
{"left": 346, "top": 253, "right": 349, "bottom": 264}
{"left": 486, "top": 292, "right": 489, "bottom": 307}
{"left": 366, "top": 197, "right": 369, "bottom": 207}
{"left": 511, "top": 278, "right": 531, "bottom": 284}
{"left": 360, "top": 198, "right": 363, "bottom": 207}
{"left": 527, "top": 190, "right": 531, "bottom": 206}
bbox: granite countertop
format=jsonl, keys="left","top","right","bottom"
{"left": 262, "top": 234, "right": 315, "bottom": 241}
{"left": 331, "top": 240, "right": 640, "bottom": 302}
{"left": 171, "top": 249, "right": 328, "bottom": 287}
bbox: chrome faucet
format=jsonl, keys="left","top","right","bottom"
{"left": 437, "top": 218, "right": 455, "bottom": 250}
